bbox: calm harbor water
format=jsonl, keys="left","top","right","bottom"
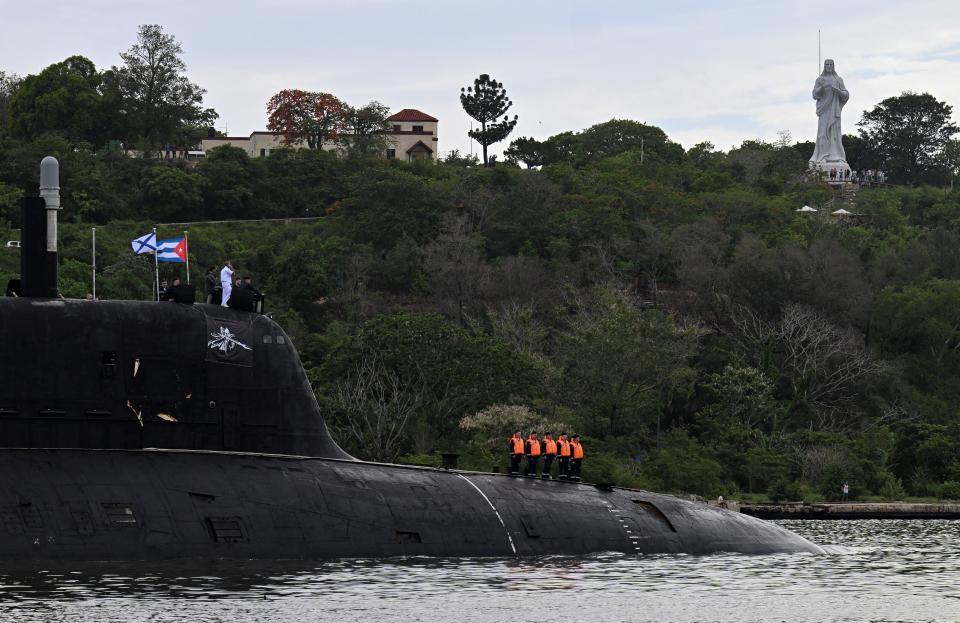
{"left": 0, "top": 520, "right": 958, "bottom": 622}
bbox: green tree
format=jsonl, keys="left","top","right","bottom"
{"left": 460, "top": 74, "right": 518, "bottom": 167}
{"left": 115, "top": 24, "right": 217, "bottom": 149}
{"left": 142, "top": 164, "right": 203, "bottom": 221}
{"left": 858, "top": 92, "right": 958, "bottom": 185}
{"left": 874, "top": 278, "right": 960, "bottom": 363}
{"left": 323, "top": 313, "right": 540, "bottom": 448}
{"left": 0, "top": 71, "right": 21, "bottom": 137}
{"left": 557, "top": 289, "right": 698, "bottom": 439}
{"left": 340, "top": 101, "right": 392, "bottom": 157}
{"left": 504, "top": 136, "right": 546, "bottom": 168}
{"left": 7, "top": 56, "right": 119, "bottom": 144}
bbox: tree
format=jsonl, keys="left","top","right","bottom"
{"left": 460, "top": 73, "right": 518, "bottom": 166}
{"left": 425, "top": 213, "right": 491, "bottom": 326}
{"left": 0, "top": 71, "right": 21, "bottom": 137}
{"left": 330, "top": 352, "right": 421, "bottom": 462}
{"left": 557, "top": 289, "right": 699, "bottom": 439}
{"left": 733, "top": 303, "right": 883, "bottom": 428}
{"left": 115, "top": 24, "right": 216, "bottom": 149}
{"left": 576, "top": 119, "right": 684, "bottom": 164}
{"left": 266, "top": 89, "right": 345, "bottom": 149}
{"left": 858, "top": 92, "right": 958, "bottom": 185}
{"left": 460, "top": 404, "right": 567, "bottom": 458}
{"left": 874, "top": 278, "right": 960, "bottom": 363}
{"left": 504, "top": 136, "right": 545, "bottom": 168}
{"left": 340, "top": 100, "right": 392, "bottom": 157}
{"left": 7, "top": 56, "right": 118, "bottom": 144}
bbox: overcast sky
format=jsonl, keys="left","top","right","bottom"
{"left": 3, "top": 0, "right": 960, "bottom": 157}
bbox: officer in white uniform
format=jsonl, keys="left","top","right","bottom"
{"left": 220, "top": 261, "right": 234, "bottom": 307}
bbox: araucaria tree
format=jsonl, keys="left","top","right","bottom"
{"left": 460, "top": 73, "right": 518, "bottom": 166}
{"left": 266, "top": 89, "right": 345, "bottom": 149}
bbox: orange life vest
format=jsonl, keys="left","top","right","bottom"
{"left": 511, "top": 437, "right": 524, "bottom": 454}
{"left": 527, "top": 439, "right": 541, "bottom": 456}
{"left": 543, "top": 439, "right": 557, "bottom": 455}
{"left": 557, "top": 439, "right": 571, "bottom": 457}
{"left": 571, "top": 441, "right": 584, "bottom": 459}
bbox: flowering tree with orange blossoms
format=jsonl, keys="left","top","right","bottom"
{"left": 266, "top": 89, "right": 345, "bottom": 149}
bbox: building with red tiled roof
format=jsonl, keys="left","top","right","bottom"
{"left": 386, "top": 109, "right": 439, "bottom": 123}
{"left": 201, "top": 108, "right": 439, "bottom": 161}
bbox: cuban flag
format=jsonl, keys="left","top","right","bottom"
{"left": 156, "top": 237, "right": 187, "bottom": 263}
{"left": 131, "top": 232, "right": 157, "bottom": 254}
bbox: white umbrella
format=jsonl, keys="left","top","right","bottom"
{"left": 832, "top": 208, "right": 853, "bottom": 216}
{"left": 796, "top": 206, "right": 818, "bottom": 213}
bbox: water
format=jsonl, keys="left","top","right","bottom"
{"left": 1, "top": 520, "right": 958, "bottom": 622}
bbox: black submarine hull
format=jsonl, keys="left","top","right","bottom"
{"left": 0, "top": 448, "right": 822, "bottom": 560}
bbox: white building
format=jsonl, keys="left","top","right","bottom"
{"left": 200, "top": 108, "right": 438, "bottom": 161}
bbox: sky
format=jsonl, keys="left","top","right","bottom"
{"left": 3, "top": 0, "right": 960, "bottom": 157}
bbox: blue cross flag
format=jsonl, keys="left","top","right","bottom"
{"left": 131, "top": 232, "right": 157, "bottom": 254}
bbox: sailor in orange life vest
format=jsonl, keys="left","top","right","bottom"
{"left": 541, "top": 433, "right": 557, "bottom": 480}
{"left": 556, "top": 433, "right": 572, "bottom": 480}
{"left": 508, "top": 431, "right": 525, "bottom": 475}
{"left": 569, "top": 434, "right": 585, "bottom": 481}
{"left": 525, "top": 432, "right": 542, "bottom": 477}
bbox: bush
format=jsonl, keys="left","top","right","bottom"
{"left": 767, "top": 479, "right": 803, "bottom": 503}
{"left": 642, "top": 429, "right": 723, "bottom": 496}
{"left": 938, "top": 480, "right": 960, "bottom": 500}
{"left": 818, "top": 464, "right": 858, "bottom": 501}
{"left": 582, "top": 453, "right": 652, "bottom": 489}
{"left": 878, "top": 474, "right": 907, "bottom": 501}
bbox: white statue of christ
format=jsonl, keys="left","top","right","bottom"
{"left": 810, "top": 58, "right": 850, "bottom": 174}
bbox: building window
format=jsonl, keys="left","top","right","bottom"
{"left": 386, "top": 149, "right": 396, "bottom": 159}
{"left": 260, "top": 148, "right": 266, "bottom": 157}
{"left": 392, "top": 125, "right": 402, "bottom": 133}
{"left": 412, "top": 125, "right": 423, "bottom": 132}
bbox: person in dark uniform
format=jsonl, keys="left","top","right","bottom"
{"left": 158, "top": 278, "right": 170, "bottom": 301}
{"left": 569, "top": 434, "right": 585, "bottom": 481}
{"left": 205, "top": 266, "right": 221, "bottom": 304}
{"left": 164, "top": 277, "right": 181, "bottom": 302}
{"left": 541, "top": 433, "right": 557, "bottom": 480}
{"left": 508, "top": 431, "right": 524, "bottom": 475}
{"left": 556, "top": 433, "right": 571, "bottom": 480}
{"left": 525, "top": 433, "right": 541, "bottom": 477}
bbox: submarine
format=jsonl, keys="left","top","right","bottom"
{"left": 0, "top": 158, "right": 823, "bottom": 561}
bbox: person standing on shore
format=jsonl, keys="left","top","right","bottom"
{"left": 842, "top": 482, "right": 850, "bottom": 501}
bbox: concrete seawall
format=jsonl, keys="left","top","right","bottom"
{"left": 740, "top": 502, "right": 960, "bottom": 520}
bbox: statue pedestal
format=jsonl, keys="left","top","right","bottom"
{"left": 810, "top": 159, "right": 851, "bottom": 183}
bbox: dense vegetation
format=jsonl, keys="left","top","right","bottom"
{"left": 4, "top": 33, "right": 960, "bottom": 504}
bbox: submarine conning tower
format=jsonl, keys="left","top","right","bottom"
{"left": 0, "top": 157, "right": 352, "bottom": 460}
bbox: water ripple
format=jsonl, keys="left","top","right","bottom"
{"left": 0, "top": 520, "right": 959, "bottom": 622}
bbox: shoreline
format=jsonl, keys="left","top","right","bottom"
{"left": 739, "top": 502, "right": 960, "bottom": 520}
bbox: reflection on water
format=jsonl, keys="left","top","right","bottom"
{"left": 1, "top": 520, "right": 959, "bottom": 622}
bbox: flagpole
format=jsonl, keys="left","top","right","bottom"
{"left": 91, "top": 227, "right": 96, "bottom": 300}
{"left": 184, "top": 230, "right": 190, "bottom": 284}
{"left": 153, "top": 227, "right": 159, "bottom": 302}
